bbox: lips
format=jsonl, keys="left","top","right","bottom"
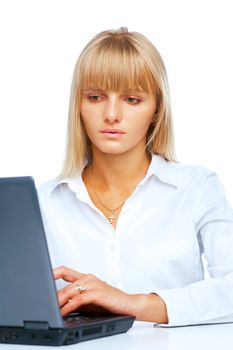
{"left": 99, "top": 129, "right": 125, "bottom": 139}
{"left": 100, "top": 129, "right": 125, "bottom": 134}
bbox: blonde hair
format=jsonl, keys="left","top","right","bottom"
{"left": 60, "top": 27, "right": 176, "bottom": 178}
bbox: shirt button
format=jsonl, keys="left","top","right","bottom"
{"left": 110, "top": 243, "right": 115, "bottom": 251}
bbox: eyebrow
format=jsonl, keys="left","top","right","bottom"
{"left": 82, "top": 89, "right": 146, "bottom": 95}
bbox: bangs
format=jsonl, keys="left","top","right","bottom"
{"left": 79, "top": 38, "right": 156, "bottom": 93}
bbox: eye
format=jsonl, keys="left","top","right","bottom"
{"left": 126, "top": 97, "right": 141, "bottom": 104}
{"left": 87, "top": 95, "right": 102, "bottom": 102}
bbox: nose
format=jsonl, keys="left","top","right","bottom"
{"left": 104, "top": 96, "right": 121, "bottom": 123}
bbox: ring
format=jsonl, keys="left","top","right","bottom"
{"left": 74, "top": 284, "right": 86, "bottom": 294}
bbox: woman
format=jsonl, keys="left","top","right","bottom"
{"left": 38, "top": 27, "right": 233, "bottom": 326}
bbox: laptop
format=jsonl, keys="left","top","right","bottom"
{"left": 0, "top": 176, "right": 135, "bottom": 346}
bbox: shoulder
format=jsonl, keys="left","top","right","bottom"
{"left": 161, "top": 158, "right": 227, "bottom": 217}
{"left": 151, "top": 154, "right": 216, "bottom": 189}
{"left": 37, "top": 178, "right": 63, "bottom": 210}
{"left": 37, "top": 173, "right": 83, "bottom": 205}
{"left": 37, "top": 178, "right": 60, "bottom": 198}
{"left": 171, "top": 160, "right": 215, "bottom": 184}
{"left": 165, "top": 158, "right": 226, "bottom": 205}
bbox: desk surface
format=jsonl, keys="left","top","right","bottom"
{"left": 0, "top": 321, "right": 232, "bottom": 350}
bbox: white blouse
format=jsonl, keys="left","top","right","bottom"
{"left": 38, "top": 155, "right": 233, "bottom": 326}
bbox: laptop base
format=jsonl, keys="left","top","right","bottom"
{"left": 0, "top": 315, "right": 134, "bottom": 346}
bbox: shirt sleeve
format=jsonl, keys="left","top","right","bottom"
{"left": 155, "top": 172, "right": 233, "bottom": 326}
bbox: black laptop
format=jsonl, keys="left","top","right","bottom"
{"left": 0, "top": 176, "right": 135, "bottom": 346}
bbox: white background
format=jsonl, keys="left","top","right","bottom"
{"left": 0, "top": 0, "right": 233, "bottom": 204}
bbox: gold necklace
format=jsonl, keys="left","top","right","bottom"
{"left": 88, "top": 167, "right": 125, "bottom": 225}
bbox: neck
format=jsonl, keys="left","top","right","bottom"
{"left": 88, "top": 147, "right": 151, "bottom": 191}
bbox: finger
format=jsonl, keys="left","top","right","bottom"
{"left": 71, "top": 274, "right": 95, "bottom": 287}
{"left": 53, "top": 266, "right": 84, "bottom": 282}
{"left": 57, "top": 279, "right": 90, "bottom": 307}
{"left": 61, "top": 297, "right": 82, "bottom": 316}
{"left": 57, "top": 285, "right": 74, "bottom": 307}
{"left": 59, "top": 280, "right": 97, "bottom": 315}
{"left": 61, "top": 292, "right": 94, "bottom": 316}
{"left": 57, "top": 275, "right": 108, "bottom": 314}
{"left": 57, "top": 284, "right": 83, "bottom": 307}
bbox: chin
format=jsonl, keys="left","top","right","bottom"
{"left": 98, "top": 146, "right": 129, "bottom": 155}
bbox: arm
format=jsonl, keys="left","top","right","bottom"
{"left": 154, "top": 172, "right": 233, "bottom": 326}
{"left": 53, "top": 266, "right": 168, "bottom": 323}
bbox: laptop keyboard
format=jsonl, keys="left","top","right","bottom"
{"left": 63, "top": 313, "right": 107, "bottom": 328}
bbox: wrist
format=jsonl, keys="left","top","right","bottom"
{"left": 128, "top": 293, "right": 168, "bottom": 323}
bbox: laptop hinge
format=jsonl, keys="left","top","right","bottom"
{"left": 24, "top": 321, "right": 50, "bottom": 330}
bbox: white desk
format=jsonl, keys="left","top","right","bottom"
{"left": 0, "top": 321, "right": 232, "bottom": 350}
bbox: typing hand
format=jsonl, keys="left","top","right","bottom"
{"left": 53, "top": 266, "right": 135, "bottom": 317}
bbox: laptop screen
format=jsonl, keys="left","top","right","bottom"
{"left": 0, "top": 177, "right": 63, "bottom": 328}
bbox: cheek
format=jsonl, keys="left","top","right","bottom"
{"left": 80, "top": 113, "right": 92, "bottom": 139}
{"left": 80, "top": 103, "right": 102, "bottom": 129}
{"left": 80, "top": 103, "right": 90, "bottom": 121}
{"left": 81, "top": 119, "right": 95, "bottom": 138}
{"left": 81, "top": 115, "right": 101, "bottom": 144}
{"left": 80, "top": 108, "right": 95, "bottom": 132}
{"left": 131, "top": 111, "right": 154, "bottom": 131}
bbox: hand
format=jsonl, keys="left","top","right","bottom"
{"left": 53, "top": 266, "right": 135, "bottom": 317}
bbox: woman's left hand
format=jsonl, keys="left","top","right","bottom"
{"left": 53, "top": 266, "right": 136, "bottom": 317}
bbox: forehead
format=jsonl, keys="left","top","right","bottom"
{"left": 79, "top": 42, "right": 156, "bottom": 93}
